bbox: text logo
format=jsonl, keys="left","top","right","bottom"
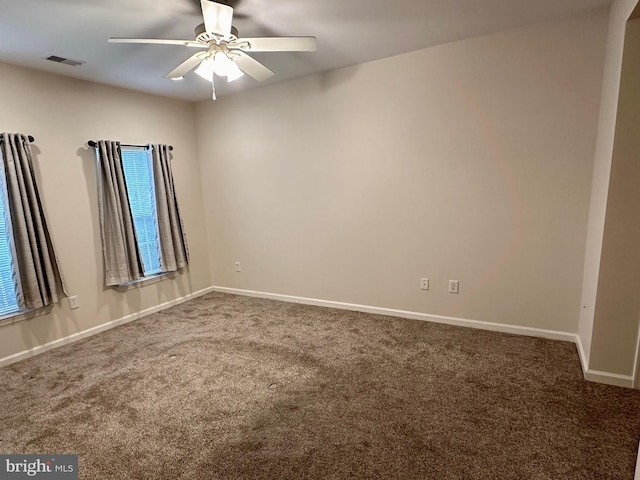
{"left": 0, "top": 455, "right": 77, "bottom": 479}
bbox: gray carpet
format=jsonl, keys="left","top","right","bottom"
{"left": 1, "top": 291, "right": 640, "bottom": 479}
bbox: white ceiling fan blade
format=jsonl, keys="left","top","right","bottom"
{"left": 164, "top": 52, "right": 208, "bottom": 79}
{"left": 231, "top": 37, "right": 317, "bottom": 52}
{"left": 232, "top": 51, "right": 274, "bottom": 82}
{"left": 201, "top": 0, "right": 233, "bottom": 37}
{"left": 108, "top": 38, "right": 206, "bottom": 48}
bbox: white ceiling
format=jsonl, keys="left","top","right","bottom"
{"left": 0, "top": 0, "right": 612, "bottom": 102}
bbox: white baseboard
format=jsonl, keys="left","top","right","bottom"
{"left": 574, "top": 334, "right": 635, "bottom": 388}
{"left": 0, "top": 286, "right": 216, "bottom": 369}
{"left": 210, "top": 286, "right": 576, "bottom": 341}
{"left": 212, "top": 286, "right": 640, "bottom": 388}
{"left": 583, "top": 369, "right": 634, "bottom": 388}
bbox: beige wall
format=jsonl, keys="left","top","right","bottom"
{"left": 0, "top": 61, "right": 211, "bottom": 360}
{"left": 589, "top": 17, "right": 640, "bottom": 376}
{"left": 578, "top": 0, "right": 639, "bottom": 373}
{"left": 195, "top": 10, "right": 608, "bottom": 333}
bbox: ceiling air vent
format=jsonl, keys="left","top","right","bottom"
{"left": 46, "top": 55, "right": 84, "bottom": 67}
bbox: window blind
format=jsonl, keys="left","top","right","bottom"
{"left": 0, "top": 155, "right": 19, "bottom": 315}
{"left": 121, "top": 148, "right": 162, "bottom": 276}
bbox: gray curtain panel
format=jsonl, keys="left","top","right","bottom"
{"left": 0, "top": 133, "right": 66, "bottom": 309}
{"left": 151, "top": 144, "right": 189, "bottom": 271}
{"left": 96, "top": 140, "right": 143, "bottom": 285}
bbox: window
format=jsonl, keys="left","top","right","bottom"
{"left": 0, "top": 134, "right": 65, "bottom": 313}
{"left": 0, "top": 162, "right": 19, "bottom": 315}
{"left": 95, "top": 140, "right": 187, "bottom": 287}
{"left": 120, "top": 147, "right": 162, "bottom": 277}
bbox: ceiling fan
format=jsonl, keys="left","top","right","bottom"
{"left": 108, "top": 0, "right": 317, "bottom": 99}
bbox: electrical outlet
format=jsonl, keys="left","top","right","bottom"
{"left": 449, "top": 280, "right": 459, "bottom": 294}
{"left": 68, "top": 296, "right": 79, "bottom": 309}
{"left": 420, "top": 278, "right": 429, "bottom": 290}
{"left": 234, "top": 262, "right": 241, "bottom": 272}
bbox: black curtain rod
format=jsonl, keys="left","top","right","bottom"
{"left": 88, "top": 140, "right": 173, "bottom": 151}
{"left": 0, "top": 135, "right": 35, "bottom": 142}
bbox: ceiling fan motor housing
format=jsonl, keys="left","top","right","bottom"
{"left": 195, "top": 22, "right": 238, "bottom": 41}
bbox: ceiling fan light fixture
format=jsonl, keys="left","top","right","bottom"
{"left": 194, "top": 52, "right": 244, "bottom": 84}
{"left": 226, "top": 62, "right": 244, "bottom": 82}
{"left": 194, "top": 58, "right": 215, "bottom": 81}
{"left": 212, "top": 51, "right": 233, "bottom": 77}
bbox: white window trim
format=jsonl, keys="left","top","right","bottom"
{"left": 116, "top": 271, "right": 178, "bottom": 291}
{"left": 0, "top": 305, "right": 54, "bottom": 328}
